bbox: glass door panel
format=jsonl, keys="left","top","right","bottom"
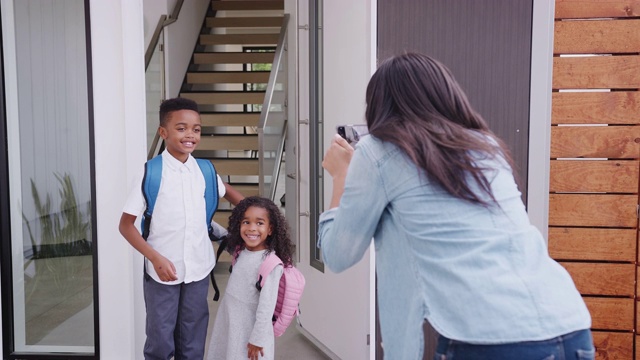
{"left": 1, "top": 0, "right": 97, "bottom": 355}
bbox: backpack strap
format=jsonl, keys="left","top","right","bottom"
{"left": 230, "top": 246, "right": 243, "bottom": 267}
{"left": 195, "top": 158, "right": 222, "bottom": 301}
{"left": 141, "top": 155, "right": 163, "bottom": 240}
{"left": 210, "top": 236, "right": 228, "bottom": 301}
{"left": 141, "top": 157, "right": 218, "bottom": 239}
{"left": 212, "top": 246, "right": 241, "bottom": 302}
{"left": 195, "top": 158, "right": 219, "bottom": 238}
{"left": 256, "top": 253, "right": 284, "bottom": 291}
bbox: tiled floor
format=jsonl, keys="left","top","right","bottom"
{"left": 205, "top": 260, "right": 330, "bottom": 359}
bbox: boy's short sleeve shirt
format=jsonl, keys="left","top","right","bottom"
{"left": 122, "top": 151, "right": 226, "bottom": 284}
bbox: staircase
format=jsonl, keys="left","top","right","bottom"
{"left": 180, "top": 0, "right": 286, "bottom": 226}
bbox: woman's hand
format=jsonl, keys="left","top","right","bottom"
{"left": 323, "top": 134, "right": 355, "bottom": 208}
{"left": 247, "top": 343, "right": 264, "bottom": 360}
{"left": 322, "top": 134, "right": 354, "bottom": 179}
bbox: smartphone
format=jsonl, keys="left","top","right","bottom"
{"left": 336, "top": 124, "right": 369, "bottom": 145}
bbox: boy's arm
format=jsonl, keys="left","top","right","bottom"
{"left": 118, "top": 213, "right": 178, "bottom": 282}
{"left": 223, "top": 182, "right": 245, "bottom": 206}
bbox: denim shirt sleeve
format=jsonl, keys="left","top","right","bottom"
{"left": 318, "top": 142, "right": 388, "bottom": 273}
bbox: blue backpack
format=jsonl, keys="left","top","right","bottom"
{"left": 140, "top": 155, "right": 224, "bottom": 299}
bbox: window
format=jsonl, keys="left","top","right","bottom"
{"left": 0, "top": 0, "right": 98, "bottom": 357}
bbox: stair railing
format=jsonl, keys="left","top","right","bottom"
{"left": 258, "top": 14, "right": 290, "bottom": 201}
{"left": 145, "top": 0, "right": 184, "bottom": 160}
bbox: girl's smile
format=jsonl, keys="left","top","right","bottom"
{"left": 241, "top": 206, "right": 272, "bottom": 251}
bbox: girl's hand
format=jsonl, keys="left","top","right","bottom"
{"left": 322, "top": 134, "right": 354, "bottom": 179}
{"left": 247, "top": 343, "right": 264, "bottom": 360}
{"left": 150, "top": 255, "right": 177, "bottom": 282}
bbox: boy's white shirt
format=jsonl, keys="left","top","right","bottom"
{"left": 122, "top": 151, "right": 226, "bottom": 284}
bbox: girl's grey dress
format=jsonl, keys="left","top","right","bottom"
{"left": 207, "top": 249, "right": 283, "bottom": 360}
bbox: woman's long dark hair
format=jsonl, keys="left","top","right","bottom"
{"left": 366, "top": 53, "right": 515, "bottom": 206}
{"left": 226, "top": 196, "right": 294, "bottom": 267}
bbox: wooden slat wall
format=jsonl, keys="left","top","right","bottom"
{"left": 552, "top": 1, "right": 640, "bottom": 358}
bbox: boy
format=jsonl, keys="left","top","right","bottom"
{"left": 119, "top": 97, "right": 243, "bottom": 359}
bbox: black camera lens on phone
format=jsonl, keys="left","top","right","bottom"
{"left": 337, "top": 126, "right": 346, "bottom": 139}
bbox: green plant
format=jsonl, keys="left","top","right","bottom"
{"left": 23, "top": 173, "right": 91, "bottom": 298}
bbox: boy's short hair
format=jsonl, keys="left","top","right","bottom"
{"left": 159, "top": 97, "right": 199, "bottom": 126}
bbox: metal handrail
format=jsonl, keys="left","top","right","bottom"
{"left": 257, "top": 14, "right": 289, "bottom": 130}
{"left": 258, "top": 14, "right": 290, "bottom": 201}
{"left": 270, "top": 119, "right": 287, "bottom": 200}
{"left": 144, "top": 0, "right": 184, "bottom": 70}
{"left": 145, "top": 15, "right": 166, "bottom": 70}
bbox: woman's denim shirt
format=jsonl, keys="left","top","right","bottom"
{"left": 318, "top": 136, "right": 591, "bottom": 359}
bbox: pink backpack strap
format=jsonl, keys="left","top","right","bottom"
{"left": 256, "top": 253, "right": 284, "bottom": 289}
{"left": 230, "top": 246, "right": 243, "bottom": 266}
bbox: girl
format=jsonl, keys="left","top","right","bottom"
{"left": 207, "top": 196, "right": 294, "bottom": 360}
{"left": 320, "top": 53, "right": 593, "bottom": 359}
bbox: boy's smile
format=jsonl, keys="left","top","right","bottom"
{"left": 158, "top": 109, "right": 201, "bottom": 163}
{"left": 241, "top": 206, "right": 272, "bottom": 251}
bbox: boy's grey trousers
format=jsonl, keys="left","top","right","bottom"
{"left": 143, "top": 275, "right": 210, "bottom": 360}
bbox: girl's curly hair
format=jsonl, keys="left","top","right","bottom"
{"left": 225, "top": 196, "right": 294, "bottom": 267}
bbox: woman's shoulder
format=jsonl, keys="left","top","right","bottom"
{"left": 357, "top": 134, "right": 382, "bottom": 148}
{"left": 356, "top": 135, "right": 401, "bottom": 162}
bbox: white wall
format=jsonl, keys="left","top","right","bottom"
{"left": 89, "top": 0, "right": 147, "bottom": 358}
{"left": 164, "top": 0, "right": 210, "bottom": 97}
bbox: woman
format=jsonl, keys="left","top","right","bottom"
{"left": 319, "top": 53, "right": 593, "bottom": 359}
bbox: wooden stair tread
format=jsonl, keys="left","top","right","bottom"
{"left": 181, "top": 91, "right": 265, "bottom": 105}
{"left": 207, "top": 16, "right": 283, "bottom": 28}
{"left": 199, "top": 134, "right": 259, "bottom": 151}
{"left": 182, "top": 90, "right": 266, "bottom": 93}
{"left": 220, "top": 184, "right": 260, "bottom": 198}
{"left": 188, "top": 70, "right": 270, "bottom": 74}
{"left": 196, "top": 157, "right": 259, "bottom": 175}
{"left": 211, "top": 1, "right": 284, "bottom": 11}
{"left": 218, "top": 184, "right": 260, "bottom": 203}
{"left": 193, "top": 52, "right": 275, "bottom": 64}
{"left": 213, "top": 211, "right": 231, "bottom": 228}
{"left": 200, "top": 33, "right": 279, "bottom": 45}
{"left": 187, "top": 71, "right": 270, "bottom": 84}
{"left": 200, "top": 112, "right": 261, "bottom": 127}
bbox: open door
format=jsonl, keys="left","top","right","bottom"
{"left": 290, "top": 0, "right": 376, "bottom": 359}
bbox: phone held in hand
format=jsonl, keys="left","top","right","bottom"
{"left": 336, "top": 124, "right": 369, "bottom": 145}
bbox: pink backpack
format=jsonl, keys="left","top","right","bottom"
{"left": 232, "top": 251, "right": 306, "bottom": 337}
